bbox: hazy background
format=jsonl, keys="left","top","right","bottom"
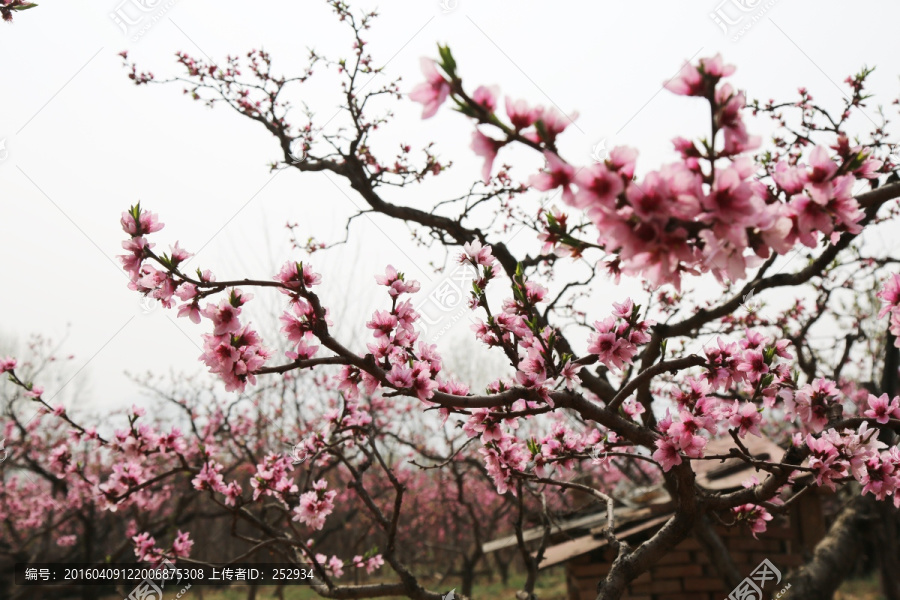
{"left": 2, "top": 0, "right": 899, "bottom": 412}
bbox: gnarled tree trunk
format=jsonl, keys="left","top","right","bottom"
{"left": 787, "top": 494, "right": 878, "bottom": 599}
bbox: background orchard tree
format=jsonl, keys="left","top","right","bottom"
{"left": 6, "top": 1, "right": 900, "bottom": 600}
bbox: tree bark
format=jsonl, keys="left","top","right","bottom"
{"left": 694, "top": 514, "right": 743, "bottom": 590}
{"left": 787, "top": 494, "right": 879, "bottom": 599}
{"left": 875, "top": 501, "right": 900, "bottom": 600}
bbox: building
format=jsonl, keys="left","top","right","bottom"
{"left": 483, "top": 436, "right": 828, "bottom": 600}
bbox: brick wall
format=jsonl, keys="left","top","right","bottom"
{"left": 566, "top": 520, "right": 806, "bottom": 600}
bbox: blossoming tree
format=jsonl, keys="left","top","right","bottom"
{"left": 6, "top": 1, "right": 900, "bottom": 599}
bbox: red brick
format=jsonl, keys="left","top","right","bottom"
{"left": 683, "top": 577, "right": 729, "bottom": 592}
{"left": 629, "top": 580, "right": 682, "bottom": 594}
{"left": 727, "top": 537, "right": 781, "bottom": 552}
{"left": 761, "top": 525, "right": 794, "bottom": 539}
{"left": 653, "top": 564, "right": 703, "bottom": 578}
{"left": 570, "top": 562, "right": 609, "bottom": 577}
{"left": 655, "top": 551, "right": 692, "bottom": 565}
{"left": 630, "top": 571, "right": 651, "bottom": 584}
{"left": 674, "top": 537, "right": 703, "bottom": 551}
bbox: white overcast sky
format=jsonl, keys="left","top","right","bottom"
{"left": 1, "top": 0, "right": 899, "bottom": 412}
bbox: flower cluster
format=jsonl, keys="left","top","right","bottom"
{"left": 250, "top": 452, "right": 299, "bottom": 501}
{"left": 731, "top": 477, "right": 777, "bottom": 538}
{"left": 807, "top": 423, "right": 899, "bottom": 504}
{"left": 365, "top": 266, "right": 446, "bottom": 402}
{"left": 651, "top": 331, "right": 794, "bottom": 471}
{"left": 413, "top": 52, "right": 882, "bottom": 290}
{"left": 586, "top": 299, "right": 653, "bottom": 370}
{"left": 132, "top": 530, "right": 194, "bottom": 564}
{"left": 118, "top": 205, "right": 273, "bottom": 392}
{"left": 201, "top": 291, "right": 272, "bottom": 392}
{"left": 293, "top": 479, "right": 337, "bottom": 530}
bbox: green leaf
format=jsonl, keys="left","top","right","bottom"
{"left": 437, "top": 44, "right": 457, "bottom": 77}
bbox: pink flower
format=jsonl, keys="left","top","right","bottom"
{"left": 386, "top": 364, "right": 414, "bottom": 389}
{"left": 588, "top": 332, "right": 631, "bottom": 370}
{"left": 121, "top": 205, "right": 164, "bottom": 237}
{"left": 223, "top": 481, "right": 242, "bottom": 506}
{"left": 0, "top": 356, "right": 16, "bottom": 373}
{"left": 472, "top": 85, "right": 499, "bottom": 112}
{"left": 172, "top": 530, "right": 193, "bottom": 558}
{"left": 119, "top": 236, "right": 152, "bottom": 278}
{"left": 679, "top": 433, "right": 707, "bottom": 459}
{"left": 374, "top": 265, "right": 421, "bottom": 297}
{"left": 537, "top": 106, "right": 579, "bottom": 143}
{"left": 665, "top": 54, "right": 735, "bottom": 97}
{"left": 864, "top": 393, "right": 900, "bottom": 424}
{"left": 192, "top": 461, "right": 226, "bottom": 493}
{"left": 729, "top": 402, "right": 763, "bottom": 438}
{"left": 367, "top": 310, "right": 398, "bottom": 338}
{"left": 169, "top": 241, "right": 191, "bottom": 264}
{"left": 877, "top": 273, "right": 900, "bottom": 319}
{"left": 622, "top": 397, "right": 645, "bottom": 419}
{"left": 199, "top": 324, "right": 271, "bottom": 392}
{"left": 286, "top": 337, "right": 319, "bottom": 361}
{"left": 608, "top": 146, "right": 638, "bottom": 179}
{"left": 200, "top": 300, "right": 243, "bottom": 336}
{"left": 505, "top": 97, "right": 542, "bottom": 130}
{"left": 409, "top": 58, "right": 450, "bottom": 119}
{"left": 773, "top": 161, "right": 808, "bottom": 195}
{"left": 653, "top": 437, "right": 682, "bottom": 472}
{"left": 611, "top": 298, "right": 635, "bottom": 320}
{"left": 460, "top": 240, "right": 495, "bottom": 268}
{"left": 573, "top": 162, "right": 625, "bottom": 210}
{"left": 364, "top": 555, "right": 384, "bottom": 574}
{"left": 732, "top": 503, "right": 773, "bottom": 539}
{"left": 806, "top": 146, "right": 838, "bottom": 198}
{"left": 177, "top": 301, "right": 201, "bottom": 324}
{"left": 293, "top": 480, "right": 337, "bottom": 530}
{"left": 788, "top": 378, "right": 837, "bottom": 432}
{"left": 528, "top": 152, "right": 575, "bottom": 205}
{"left": 132, "top": 532, "right": 158, "bottom": 562}
{"left": 328, "top": 556, "right": 345, "bottom": 578}
{"left": 479, "top": 436, "right": 529, "bottom": 495}
{"left": 275, "top": 261, "right": 322, "bottom": 290}
{"left": 471, "top": 130, "right": 503, "bottom": 182}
